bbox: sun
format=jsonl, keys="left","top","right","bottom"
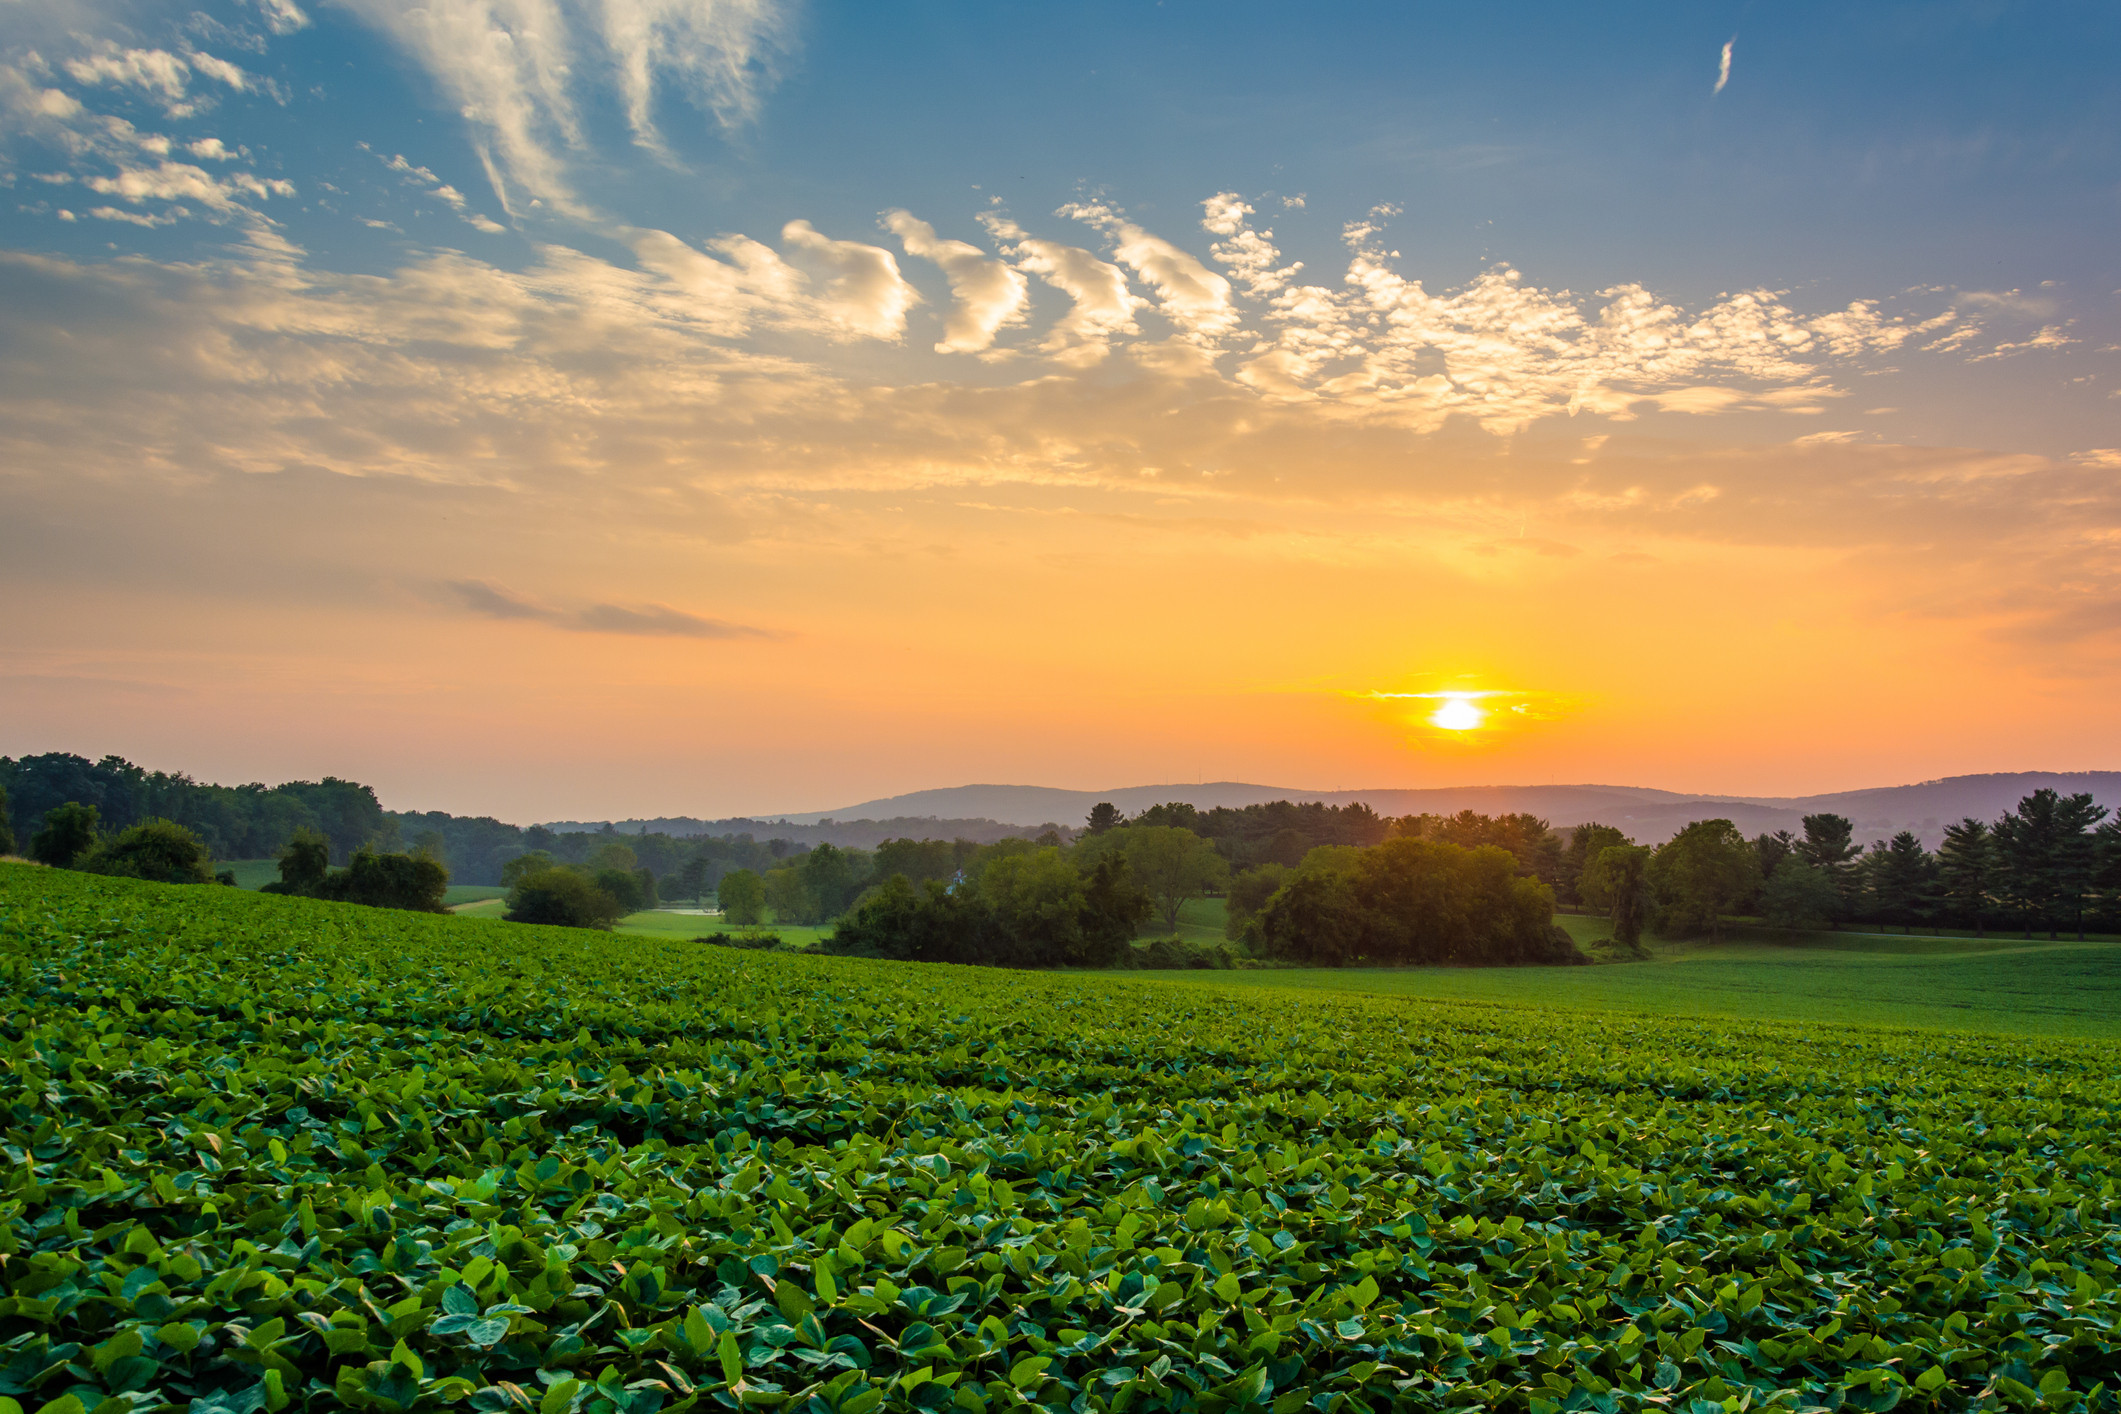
{"left": 1429, "top": 695, "right": 1486, "bottom": 732}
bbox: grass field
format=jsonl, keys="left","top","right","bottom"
{"left": 615, "top": 908, "right": 834, "bottom": 949}
{"left": 1, "top": 859, "right": 2116, "bottom": 1414}
{"left": 1131, "top": 911, "right": 2121, "bottom": 1040}
{"left": 213, "top": 856, "right": 280, "bottom": 888}
{"left": 214, "top": 860, "right": 501, "bottom": 908}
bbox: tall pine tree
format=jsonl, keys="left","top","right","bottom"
{"left": 1937, "top": 818, "right": 1995, "bottom": 935}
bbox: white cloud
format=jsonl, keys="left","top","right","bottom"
{"left": 81, "top": 160, "right": 293, "bottom": 211}
{"left": 1062, "top": 198, "right": 1239, "bottom": 342}
{"left": 65, "top": 47, "right": 195, "bottom": 108}
{"left": 332, "top": 0, "right": 794, "bottom": 215}
{"left": 598, "top": 0, "right": 792, "bottom": 149}
{"left": 627, "top": 226, "right": 803, "bottom": 337}
{"left": 88, "top": 204, "right": 182, "bottom": 226}
{"left": 1971, "top": 324, "right": 2076, "bottom": 361}
{"left": 1714, "top": 38, "right": 1733, "bottom": 95}
{"left": 780, "top": 220, "right": 919, "bottom": 341}
{"left": 979, "top": 212, "right": 1142, "bottom": 363}
{"left": 372, "top": 148, "right": 508, "bottom": 232}
{"left": 247, "top": 0, "right": 312, "bottom": 33}
{"left": 187, "top": 137, "right": 240, "bottom": 161}
{"left": 62, "top": 44, "right": 253, "bottom": 117}
{"left": 183, "top": 51, "right": 254, "bottom": 92}
{"left": 1200, "top": 191, "right": 1302, "bottom": 297}
{"left": 881, "top": 209, "right": 1026, "bottom": 354}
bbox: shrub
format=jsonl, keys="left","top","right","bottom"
{"left": 1136, "top": 936, "right": 1238, "bottom": 969}
{"left": 696, "top": 932, "right": 783, "bottom": 950}
{"left": 78, "top": 818, "right": 213, "bottom": 884}
{"left": 506, "top": 865, "right": 624, "bottom": 929}
{"left": 29, "top": 802, "right": 100, "bottom": 869}
{"left": 320, "top": 848, "right": 450, "bottom": 913}
{"left": 270, "top": 826, "right": 331, "bottom": 895}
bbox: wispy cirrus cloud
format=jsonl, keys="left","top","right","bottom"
{"left": 330, "top": 0, "right": 795, "bottom": 216}
{"left": 448, "top": 580, "right": 775, "bottom": 638}
{"left": 366, "top": 146, "right": 506, "bottom": 233}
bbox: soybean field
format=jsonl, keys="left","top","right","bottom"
{"left": 0, "top": 863, "right": 2115, "bottom": 1414}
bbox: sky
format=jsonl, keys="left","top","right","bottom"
{"left": 3, "top": 0, "right": 2119, "bottom": 822}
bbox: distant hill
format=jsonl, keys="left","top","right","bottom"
{"left": 539, "top": 815, "right": 1061, "bottom": 848}
{"left": 747, "top": 771, "right": 2121, "bottom": 847}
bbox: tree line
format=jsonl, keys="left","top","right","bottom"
{"left": 2, "top": 793, "right": 449, "bottom": 914}
{"left": 1557, "top": 787, "right": 2121, "bottom": 945}
{"left": 2, "top": 753, "right": 386, "bottom": 863}
{"left": 0, "top": 752, "right": 843, "bottom": 889}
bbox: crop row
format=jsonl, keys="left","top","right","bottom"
{"left": 0, "top": 864, "right": 2115, "bottom": 1414}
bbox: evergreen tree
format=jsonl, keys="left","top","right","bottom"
{"left": 2095, "top": 819, "right": 2121, "bottom": 933}
{"left": 1760, "top": 857, "right": 1839, "bottom": 931}
{"left": 1796, "top": 814, "right": 1861, "bottom": 924}
{"left": 1866, "top": 831, "right": 1938, "bottom": 933}
{"left": 1936, "top": 818, "right": 1995, "bottom": 935}
{"left": 2053, "top": 792, "right": 2108, "bottom": 940}
{"left": 1992, "top": 789, "right": 2102, "bottom": 938}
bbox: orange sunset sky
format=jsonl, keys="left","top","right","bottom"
{"left": 3, "top": 2, "right": 2118, "bottom": 821}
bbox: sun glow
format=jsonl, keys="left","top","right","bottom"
{"left": 1354, "top": 685, "right": 1570, "bottom": 743}
{"left": 1428, "top": 695, "right": 1487, "bottom": 731}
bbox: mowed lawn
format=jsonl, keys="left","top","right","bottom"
{"left": 1132, "top": 910, "right": 2121, "bottom": 1040}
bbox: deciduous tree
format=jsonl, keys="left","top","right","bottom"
{"left": 1582, "top": 844, "right": 1651, "bottom": 949}
{"left": 1084, "top": 825, "right": 1229, "bottom": 934}
{"left": 717, "top": 868, "right": 766, "bottom": 926}
{"left": 1648, "top": 819, "right": 1760, "bottom": 940}
{"left": 1565, "top": 825, "right": 1631, "bottom": 909}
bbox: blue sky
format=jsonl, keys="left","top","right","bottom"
{"left": 3, "top": 0, "right": 2119, "bottom": 817}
